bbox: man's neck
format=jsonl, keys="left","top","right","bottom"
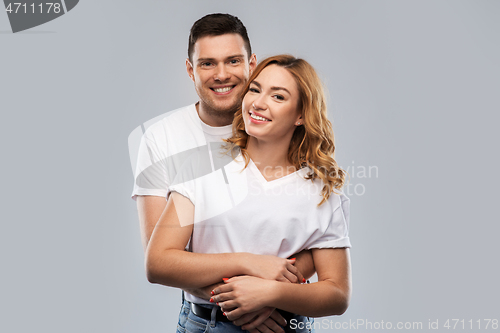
{"left": 195, "top": 102, "right": 234, "bottom": 127}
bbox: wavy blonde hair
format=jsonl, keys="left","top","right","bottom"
{"left": 225, "top": 55, "right": 345, "bottom": 206}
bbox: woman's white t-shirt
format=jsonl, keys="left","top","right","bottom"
{"left": 169, "top": 152, "right": 351, "bottom": 305}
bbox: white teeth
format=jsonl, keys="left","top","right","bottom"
{"left": 213, "top": 87, "right": 232, "bottom": 93}
{"left": 250, "top": 113, "right": 270, "bottom": 121}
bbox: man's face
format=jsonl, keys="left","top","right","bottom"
{"left": 187, "top": 34, "right": 256, "bottom": 116}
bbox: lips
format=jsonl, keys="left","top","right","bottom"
{"left": 211, "top": 86, "right": 235, "bottom": 94}
{"left": 249, "top": 111, "right": 271, "bottom": 122}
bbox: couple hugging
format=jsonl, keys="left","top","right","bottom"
{"left": 132, "top": 13, "right": 351, "bottom": 333}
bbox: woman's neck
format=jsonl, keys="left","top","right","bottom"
{"left": 246, "top": 137, "right": 296, "bottom": 180}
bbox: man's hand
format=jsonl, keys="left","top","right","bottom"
{"left": 231, "top": 307, "right": 286, "bottom": 333}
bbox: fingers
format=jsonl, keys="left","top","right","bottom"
{"left": 286, "top": 261, "right": 306, "bottom": 284}
{"left": 253, "top": 324, "right": 274, "bottom": 333}
{"left": 210, "top": 288, "right": 235, "bottom": 305}
{"left": 232, "top": 311, "right": 260, "bottom": 326}
{"left": 240, "top": 307, "right": 274, "bottom": 330}
{"left": 250, "top": 318, "right": 285, "bottom": 333}
{"left": 224, "top": 307, "right": 247, "bottom": 321}
{"left": 262, "top": 317, "right": 286, "bottom": 333}
{"left": 247, "top": 310, "right": 287, "bottom": 333}
{"left": 218, "top": 300, "right": 239, "bottom": 314}
{"left": 269, "top": 309, "right": 287, "bottom": 327}
{"left": 283, "top": 264, "right": 299, "bottom": 284}
{"left": 212, "top": 281, "right": 233, "bottom": 295}
{"left": 291, "top": 266, "right": 305, "bottom": 285}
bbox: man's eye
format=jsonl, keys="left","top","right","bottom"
{"left": 200, "top": 62, "right": 213, "bottom": 67}
{"left": 229, "top": 59, "right": 240, "bottom": 65}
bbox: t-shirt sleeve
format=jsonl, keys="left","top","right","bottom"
{"left": 131, "top": 130, "right": 171, "bottom": 200}
{"left": 168, "top": 181, "right": 195, "bottom": 205}
{"left": 166, "top": 151, "right": 200, "bottom": 205}
{"left": 307, "top": 192, "right": 351, "bottom": 249}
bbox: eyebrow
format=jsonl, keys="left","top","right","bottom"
{"left": 196, "top": 54, "right": 246, "bottom": 63}
{"left": 251, "top": 80, "right": 291, "bottom": 95}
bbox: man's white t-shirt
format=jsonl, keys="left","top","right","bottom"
{"left": 132, "top": 104, "right": 233, "bottom": 199}
{"left": 169, "top": 152, "right": 351, "bottom": 305}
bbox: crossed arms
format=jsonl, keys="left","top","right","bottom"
{"left": 142, "top": 193, "right": 351, "bottom": 321}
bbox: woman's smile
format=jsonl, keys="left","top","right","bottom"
{"left": 248, "top": 110, "right": 271, "bottom": 122}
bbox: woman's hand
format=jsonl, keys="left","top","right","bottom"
{"left": 211, "top": 276, "right": 277, "bottom": 321}
{"left": 243, "top": 254, "right": 304, "bottom": 284}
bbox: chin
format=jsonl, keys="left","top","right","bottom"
{"left": 244, "top": 126, "right": 264, "bottom": 140}
{"left": 213, "top": 100, "right": 240, "bottom": 113}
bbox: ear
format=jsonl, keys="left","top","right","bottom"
{"left": 186, "top": 58, "right": 195, "bottom": 82}
{"left": 248, "top": 53, "right": 257, "bottom": 75}
{"left": 295, "top": 114, "right": 303, "bottom": 126}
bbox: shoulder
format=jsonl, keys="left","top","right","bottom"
{"left": 143, "top": 104, "right": 200, "bottom": 139}
{"left": 298, "top": 168, "right": 350, "bottom": 209}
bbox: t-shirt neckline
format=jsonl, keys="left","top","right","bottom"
{"left": 247, "top": 157, "right": 306, "bottom": 186}
{"left": 190, "top": 103, "right": 233, "bottom": 136}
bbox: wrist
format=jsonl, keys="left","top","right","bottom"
{"left": 233, "top": 252, "right": 252, "bottom": 276}
{"left": 267, "top": 280, "right": 281, "bottom": 307}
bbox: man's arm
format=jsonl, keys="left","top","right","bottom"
{"left": 146, "top": 193, "right": 302, "bottom": 288}
{"left": 137, "top": 196, "right": 166, "bottom": 252}
{"left": 137, "top": 196, "right": 314, "bottom": 293}
{"left": 138, "top": 195, "right": 223, "bottom": 299}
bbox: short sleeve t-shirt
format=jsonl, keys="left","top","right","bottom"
{"left": 131, "top": 104, "right": 232, "bottom": 199}
{"left": 169, "top": 152, "right": 351, "bottom": 305}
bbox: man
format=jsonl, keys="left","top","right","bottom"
{"left": 131, "top": 13, "right": 314, "bottom": 332}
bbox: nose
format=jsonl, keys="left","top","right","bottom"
{"left": 214, "top": 65, "right": 230, "bottom": 82}
{"left": 252, "top": 94, "right": 267, "bottom": 111}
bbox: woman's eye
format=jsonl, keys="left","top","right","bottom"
{"left": 274, "top": 95, "right": 285, "bottom": 101}
{"left": 249, "top": 88, "right": 259, "bottom": 93}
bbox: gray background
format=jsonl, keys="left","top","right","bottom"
{"left": 1, "top": 1, "right": 499, "bottom": 332}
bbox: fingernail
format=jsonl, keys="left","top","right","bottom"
{"left": 290, "top": 258, "right": 296, "bottom": 260}
{"left": 222, "top": 278, "right": 229, "bottom": 281}
{"left": 211, "top": 290, "right": 215, "bottom": 296}
{"left": 223, "top": 312, "right": 227, "bottom": 316}
{"left": 209, "top": 298, "right": 214, "bottom": 303}
{"left": 302, "top": 278, "right": 306, "bottom": 283}
{"left": 216, "top": 302, "right": 219, "bottom": 306}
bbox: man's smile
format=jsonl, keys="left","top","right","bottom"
{"left": 211, "top": 85, "right": 236, "bottom": 94}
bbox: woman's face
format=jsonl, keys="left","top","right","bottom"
{"left": 242, "top": 64, "right": 302, "bottom": 143}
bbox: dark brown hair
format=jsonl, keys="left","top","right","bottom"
{"left": 188, "top": 13, "right": 252, "bottom": 62}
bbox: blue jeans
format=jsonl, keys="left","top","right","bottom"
{"left": 176, "top": 301, "right": 315, "bottom": 333}
{"left": 176, "top": 292, "right": 191, "bottom": 333}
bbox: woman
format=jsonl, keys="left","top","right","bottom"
{"left": 146, "top": 55, "right": 351, "bottom": 333}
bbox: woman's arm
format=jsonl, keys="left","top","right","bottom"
{"left": 145, "top": 193, "right": 303, "bottom": 288}
{"left": 290, "top": 249, "right": 315, "bottom": 281}
{"left": 212, "top": 247, "right": 351, "bottom": 319}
